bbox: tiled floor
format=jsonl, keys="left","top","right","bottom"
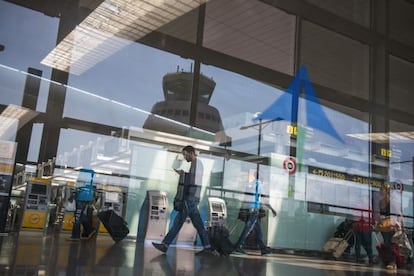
{"left": 0, "top": 232, "right": 413, "bottom": 275}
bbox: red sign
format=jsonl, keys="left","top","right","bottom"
{"left": 283, "top": 156, "right": 297, "bottom": 175}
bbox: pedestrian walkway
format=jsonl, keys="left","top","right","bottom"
{"left": 0, "top": 233, "right": 413, "bottom": 275}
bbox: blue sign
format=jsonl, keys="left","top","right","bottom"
{"left": 254, "top": 66, "right": 344, "bottom": 143}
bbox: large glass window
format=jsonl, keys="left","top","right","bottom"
{"left": 389, "top": 0, "right": 414, "bottom": 48}
{"left": 389, "top": 55, "right": 414, "bottom": 116}
{"left": 0, "top": 1, "right": 58, "bottom": 113}
{"left": 65, "top": 44, "right": 194, "bottom": 130}
{"left": 203, "top": 0, "right": 296, "bottom": 75}
{"left": 1, "top": 0, "right": 413, "bottom": 253}
{"left": 300, "top": 20, "right": 370, "bottom": 100}
{"left": 306, "top": 0, "right": 370, "bottom": 28}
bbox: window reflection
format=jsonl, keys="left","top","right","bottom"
{"left": 143, "top": 68, "right": 226, "bottom": 141}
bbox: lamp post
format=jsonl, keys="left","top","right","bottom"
{"left": 240, "top": 113, "right": 264, "bottom": 179}
{"left": 240, "top": 113, "right": 281, "bottom": 208}
{"left": 240, "top": 113, "right": 281, "bottom": 179}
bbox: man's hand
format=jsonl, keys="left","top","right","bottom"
{"left": 269, "top": 206, "right": 277, "bottom": 217}
{"left": 265, "top": 203, "right": 277, "bottom": 217}
{"left": 174, "top": 169, "right": 183, "bottom": 174}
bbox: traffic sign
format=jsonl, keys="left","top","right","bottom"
{"left": 283, "top": 156, "right": 297, "bottom": 175}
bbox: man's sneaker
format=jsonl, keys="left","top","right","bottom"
{"left": 386, "top": 263, "right": 397, "bottom": 272}
{"left": 195, "top": 247, "right": 220, "bottom": 256}
{"left": 152, "top": 242, "right": 168, "bottom": 253}
{"left": 232, "top": 247, "right": 247, "bottom": 255}
{"left": 261, "top": 248, "right": 272, "bottom": 256}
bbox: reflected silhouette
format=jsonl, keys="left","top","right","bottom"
{"left": 232, "top": 257, "right": 267, "bottom": 276}
{"left": 144, "top": 246, "right": 238, "bottom": 276}
{"left": 143, "top": 69, "right": 230, "bottom": 144}
{"left": 66, "top": 240, "right": 97, "bottom": 275}
{"left": 96, "top": 242, "right": 127, "bottom": 267}
{"left": 1, "top": 234, "right": 411, "bottom": 275}
{"left": 149, "top": 254, "right": 175, "bottom": 275}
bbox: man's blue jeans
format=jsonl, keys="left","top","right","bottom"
{"left": 71, "top": 200, "right": 93, "bottom": 239}
{"left": 235, "top": 209, "right": 267, "bottom": 251}
{"left": 163, "top": 198, "right": 210, "bottom": 247}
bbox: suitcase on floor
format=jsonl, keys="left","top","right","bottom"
{"left": 98, "top": 210, "right": 129, "bottom": 242}
{"left": 208, "top": 225, "right": 234, "bottom": 256}
{"left": 323, "top": 230, "right": 353, "bottom": 259}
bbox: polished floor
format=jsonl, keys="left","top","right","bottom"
{"left": 0, "top": 232, "right": 413, "bottom": 276}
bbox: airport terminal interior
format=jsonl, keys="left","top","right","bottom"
{"left": 0, "top": 0, "right": 414, "bottom": 275}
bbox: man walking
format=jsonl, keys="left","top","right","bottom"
{"left": 232, "top": 179, "right": 276, "bottom": 256}
{"left": 67, "top": 168, "right": 96, "bottom": 241}
{"left": 152, "top": 145, "right": 218, "bottom": 256}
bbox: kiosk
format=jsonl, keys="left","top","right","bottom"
{"left": 137, "top": 190, "right": 168, "bottom": 243}
{"left": 21, "top": 178, "right": 52, "bottom": 231}
{"left": 206, "top": 197, "right": 227, "bottom": 227}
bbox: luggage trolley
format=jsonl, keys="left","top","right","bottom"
{"left": 323, "top": 229, "right": 354, "bottom": 259}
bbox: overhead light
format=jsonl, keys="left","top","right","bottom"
{"left": 41, "top": 0, "right": 209, "bottom": 75}
{"left": 0, "top": 104, "right": 38, "bottom": 140}
{"left": 2, "top": 104, "right": 31, "bottom": 120}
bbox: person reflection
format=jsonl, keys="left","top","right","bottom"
{"left": 66, "top": 240, "right": 96, "bottom": 275}
{"left": 152, "top": 146, "right": 218, "bottom": 256}
{"left": 233, "top": 178, "right": 277, "bottom": 256}
{"left": 97, "top": 242, "right": 127, "bottom": 268}
{"left": 375, "top": 184, "right": 402, "bottom": 272}
{"left": 233, "top": 257, "right": 266, "bottom": 276}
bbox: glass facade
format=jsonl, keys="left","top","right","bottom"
{"left": 0, "top": 0, "right": 413, "bottom": 252}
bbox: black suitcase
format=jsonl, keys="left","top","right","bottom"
{"left": 208, "top": 225, "right": 234, "bottom": 256}
{"left": 98, "top": 210, "right": 129, "bottom": 242}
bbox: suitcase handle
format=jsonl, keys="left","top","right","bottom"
{"left": 343, "top": 229, "right": 354, "bottom": 241}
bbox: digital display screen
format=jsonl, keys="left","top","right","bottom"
{"left": 31, "top": 183, "right": 47, "bottom": 195}
{"left": 152, "top": 195, "right": 165, "bottom": 206}
{"left": 211, "top": 202, "right": 223, "bottom": 212}
{"left": 105, "top": 192, "right": 119, "bottom": 203}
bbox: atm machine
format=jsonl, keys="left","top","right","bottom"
{"left": 174, "top": 198, "right": 227, "bottom": 246}
{"left": 137, "top": 190, "right": 168, "bottom": 243}
{"left": 21, "top": 178, "right": 52, "bottom": 231}
{"left": 206, "top": 197, "right": 227, "bottom": 227}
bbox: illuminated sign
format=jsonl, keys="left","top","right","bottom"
{"left": 308, "top": 166, "right": 384, "bottom": 188}
{"left": 380, "top": 148, "right": 392, "bottom": 158}
{"left": 286, "top": 124, "right": 297, "bottom": 136}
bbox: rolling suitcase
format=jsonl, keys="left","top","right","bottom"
{"left": 98, "top": 209, "right": 129, "bottom": 242}
{"left": 208, "top": 225, "right": 234, "bottom": 256}
{"left": 323, "top": 229, "right": 353, "bottom": 259}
